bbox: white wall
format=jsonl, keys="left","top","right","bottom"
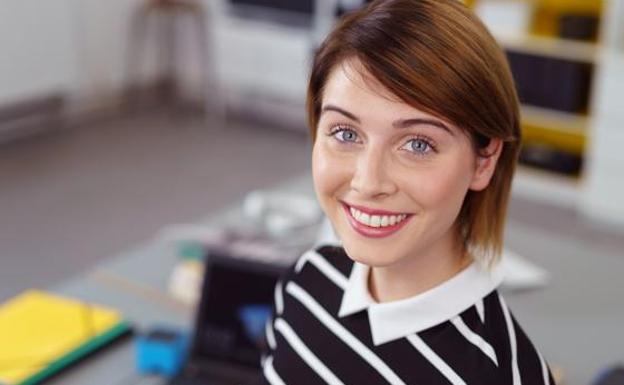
{"left": 0, "top": 0, "right": 75, "bottom": 105}
{"left": 0, "top": 0, "right": 166, "bottom": 110}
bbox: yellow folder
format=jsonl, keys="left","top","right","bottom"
{"left": 0, "top": 290, "right": 130, "bottom": 385}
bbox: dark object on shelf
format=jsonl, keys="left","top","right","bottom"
{"left": 506, "top": 50, "right": 593, "bottom": 113}
{"left": 230, "top": 0, "right": 315, "bottom": 27}
{"left": 519, "top": 143, "right": 583, "bottom": 176}
{"left": 592, "top": 365, "right": 624, "bottom": 385}
{"left": 335, "top": 0, "right": 373, "bottom": 17}
{"left": 559, "top": 14, "right": 599, "bottom": 41}
{"left": 231, "top": 0, "right": 314, "bottom": 15}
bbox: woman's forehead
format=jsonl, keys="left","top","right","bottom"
{"left": 321, "top": 59, "right": 459, "bottom": 132}
{"left": 323, "top": 59, "right": 401, "bottom": 106}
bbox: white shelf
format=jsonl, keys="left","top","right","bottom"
{"left": 520, "top": 105, "right": 588, "bottom": 134}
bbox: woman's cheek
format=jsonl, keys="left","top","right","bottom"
{"left": 428, "top": 161, "right": 474, "bottom": 209}
{"left": 312, "top": 143, "right": 333, "bottom": 195}
{"left": 314, "top": 144, "right": 356, "bottom": 201}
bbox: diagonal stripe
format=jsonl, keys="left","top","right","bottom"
{"left": 286, "top": 282, "right": 406, "bottom": 385}
{"left": 539, "top": 353, "right": 550, "bottom": 385}
{"left": 498, "top": 293, "right": 521, "bottom": 385}
{"left": 406, "top": 334, "right": 467, "bottom": 385}
{"left": 263, "top": 356, "right": 286, "bottom": 385}
{"left": 295, "top": 250, "right": 348, "bottom": 290}
{"left": 451, "top": 316, "right": 498, "bottom": 366}
{"left": 475, "top": 299, "right": 485, "bottom": 323}
{"left": 274, "top": 318, "right": 345, "bottom": 385}
{"left": 275, "top": 281, "right": 284, "bottom": 315}
{"left": 266, "top": 318, "right": 276, "bottom": 350}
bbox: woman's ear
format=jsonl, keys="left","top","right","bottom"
{"left": 469, "top": 138, "right": 503, "bottom": 191}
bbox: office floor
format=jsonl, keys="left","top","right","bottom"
{"left": 0, "top": 108, "right": 312, "bottom": 302}
{"left": 1, "top": 107, "right": 623, "bottom": 384}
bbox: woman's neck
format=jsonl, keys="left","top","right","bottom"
{"left": 368, "top": 233, "right": 470, "bottom": 303}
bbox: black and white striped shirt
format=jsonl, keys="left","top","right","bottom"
{"left": 261, "top": 245, "right": 554, "bottom": 385}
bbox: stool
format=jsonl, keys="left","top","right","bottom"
{"left": 125, "top": 0, "right": 223, "bottom": 121}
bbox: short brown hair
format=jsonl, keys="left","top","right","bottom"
{"left": 307, "top": 0, "right": 521, "bottom": 265}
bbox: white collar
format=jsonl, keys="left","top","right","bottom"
{"left": 338, "top": 260, "right": 505, "bottom": 345}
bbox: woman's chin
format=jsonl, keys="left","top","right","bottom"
{"left": 340, "top": 241, "right": 404, "bottom": 268}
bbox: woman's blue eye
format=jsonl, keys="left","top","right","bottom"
{"left": 333, "top": 128, "right": 358, "bottom": 143}
{"left": 402, "top": 138, "right": 432, "bottom": 154}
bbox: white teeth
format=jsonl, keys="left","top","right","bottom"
{"left": 348, "top": 207, "right": 408, "bottom": 228}
{"left": 360, "top": 213, "right": 370, "bottom": 225}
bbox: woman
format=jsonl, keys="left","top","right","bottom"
{"left": 262, "top": 0, "right": 554, "bottom": 384}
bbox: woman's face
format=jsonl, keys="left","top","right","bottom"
{"left": 312, "top": 60, "right": 500, "bottom": 268}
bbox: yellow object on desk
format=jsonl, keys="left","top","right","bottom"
{"left": 0, "top": 290, "right": 130, "bottom": 385}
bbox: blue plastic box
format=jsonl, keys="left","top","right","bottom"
{"left": 136, "top": 326, "right": 190, "bottom": 378}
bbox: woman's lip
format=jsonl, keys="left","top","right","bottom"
{"left": 341, "top": 203, "right": 412, "bottom": 239}
{"left": 342, "top": 201, "right": 409, "bottom": 216}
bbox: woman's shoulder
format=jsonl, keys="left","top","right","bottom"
{"left": 274, "top": 244, "right": 354, "bottom": 302}
{"left": 284, "top": 244, "right": 354, "bottom": 280}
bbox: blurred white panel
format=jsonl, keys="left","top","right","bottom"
{"left": 212, "top": 15, "right": 311, "bottom": 101}
{"left": 591, "top": 52, "right": 624, "bottom": 122}
{"left": 474, "top": 0, "right": 532, "bottom": 38}
{"left": 582, "top": 0, "right": 624, "bottom": 226}
{"left": 583, "top": 159, "right": 624, "bottom": 226}
{"left": 589, "top": 119, "right": 624, "bottom": 165}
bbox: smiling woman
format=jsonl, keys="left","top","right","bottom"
{"left": 312, "top": 60, "right": 503, "bottom": 289}
{"left": 260, "top": 1, "right": 554, "bottom": 384}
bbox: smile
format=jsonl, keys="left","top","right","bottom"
{"left": 349, "top": 207, "right": 407, "bottom": 227}
{"left": 341, "top": 203, "right": 413, "bottom": 238}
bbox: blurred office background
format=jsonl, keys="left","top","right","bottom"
{"left": 1, "top": 0, "right": 623, "bottom": 384}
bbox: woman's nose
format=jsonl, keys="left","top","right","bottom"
{"left": 349, "top": 148, "right": 397, "bottom": 198}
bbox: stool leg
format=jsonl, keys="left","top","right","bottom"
{"left": 191, "top": 6, "right": 226, "bottom": 126}
{"left": 124, "top": 4, "right": 150, "bottom": 111}
{"left": 160, "top": 6, "right": 177, "bottom": 103}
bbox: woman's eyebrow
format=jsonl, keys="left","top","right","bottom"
{"left": 321, "top": 104, "right": 454, "bottom": 136}
{"left": 321, "top": 105, "right": 361, "bottom": 123}
{"left": 393, "top": 118, "right": 454, "bottom": 136}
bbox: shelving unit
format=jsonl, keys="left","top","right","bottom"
{"left": 472, "top": 0, "right": 624, "bottom": 225}
{"left": 471, "top": 0, "right": 605, "bottom": 181}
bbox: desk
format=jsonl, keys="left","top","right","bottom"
{"left": 45, "top": 176, "right": 315, "bottom": 385}
{"left": 42, "top": 174, "right": 624, "bottom": 385}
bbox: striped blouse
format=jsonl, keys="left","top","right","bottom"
{"left": 261, "top": 245, "right": 554, "bottom": 385}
